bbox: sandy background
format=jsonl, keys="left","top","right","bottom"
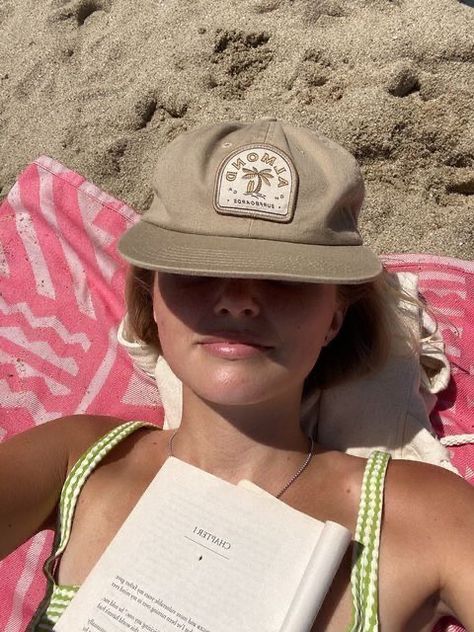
{"left": 0, "top": 0, "right": 473, "bottom": 258}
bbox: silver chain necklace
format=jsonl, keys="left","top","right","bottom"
{"left": 168, "top": 430, "right": 314, "bottom": 499}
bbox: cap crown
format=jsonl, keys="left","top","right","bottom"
{"left": 119, "top": 119, "right": 381, "bottom": 283}
{"left": 144, "top": 119, "right": 365, "bottom": 248}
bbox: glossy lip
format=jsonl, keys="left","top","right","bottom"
{"left": 198, "top": 331, "right": 273, "bottom": 347}
{"left": 197, "top": 332, "right": 274, "bottom": 359}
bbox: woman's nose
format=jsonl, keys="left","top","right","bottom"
{"left": 213, "top": 278, "right": 261, "bottom": 318}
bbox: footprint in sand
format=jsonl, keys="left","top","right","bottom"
{"left": 285, "top": 48, "right": 334, "bottom": 104}
{"left": 133, "top": 93, "right": 189, "bottom": 131}
{"left": 48, "top": 0, "right": 111, "bottom": 27}
{"left": 105, "top": 138, "right": 128, "bottom": 175}
{"left": 251, "top": 0, "right": 282, "bottom": 14}
{"left": 210, "top": 29, "right": 273, "bottom": 100}
{"left": 446, "top": 173, "right": 474, "bottom": 196}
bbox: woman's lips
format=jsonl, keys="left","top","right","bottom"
{"left": 198, "top": 336, "right": 272, "bottom": 360}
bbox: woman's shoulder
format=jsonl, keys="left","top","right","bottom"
{"left": 2, "top": 414, "right": 126, "bottom": 474}
{"left": 321, "top": 449, "right": 474, "bottom": 516}
{"left": 385, "top": 457, "right": 474, "bottom": 520}
{"left": 310, "top": 449, "right": 474, "bottom": 540}
{"left": 57, "top": 415, "right": 150, "bottom": 468}
{"left": 10, "top": 414, "right": 160, "bottom": 486}
{"left": 384, "top": 458, "right": 474, "bottom": 560}
{"left": 34, "top": 414, "right": 134, "bottom": 469}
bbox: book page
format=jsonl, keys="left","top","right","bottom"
{"left": 55, "top": 458, "right": 349, "bottom": 632}
{"left": 280, "top": 521, "right": 351, "bottom": 632}
{"left": 238, "top": 481, "right": 351, "bottom": 631}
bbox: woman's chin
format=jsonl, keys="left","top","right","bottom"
{"left": 167, "top": 353, "right": 300, "bottom": 408}
{"left": 187, "top": 371, "right": 286, "bottom": 408}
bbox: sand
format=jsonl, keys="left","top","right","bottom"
{"left": 0, "top": 0, "right": 473, "bottom": 258}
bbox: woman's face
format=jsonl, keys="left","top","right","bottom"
{"left": 153, "top": 273, "right": 344, "bottom": 407}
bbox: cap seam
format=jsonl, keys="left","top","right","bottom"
{"left": 263, "top": 120, "right": 273, "bottom": 144}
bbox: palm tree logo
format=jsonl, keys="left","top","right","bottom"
{"left": 242, "top": 167, "right": 274, "bottom": 199}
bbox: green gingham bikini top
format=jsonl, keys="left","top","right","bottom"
{"left": 27, "top": 421, "right": 390, "bottom": 632}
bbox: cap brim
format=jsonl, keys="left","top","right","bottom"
{"left": 118, "top": 221, "right": 382, "bottom": 284}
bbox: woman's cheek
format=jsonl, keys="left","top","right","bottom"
{"left": 154, "top": 313, "right": 183, "bottom": 359}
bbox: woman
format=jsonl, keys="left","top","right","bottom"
{"left": 1, "top": 119, "right": 473, "bottom": 631}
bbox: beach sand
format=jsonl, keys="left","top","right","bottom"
{"left": 0, "top": 0, "right": 472, "bottom": 258}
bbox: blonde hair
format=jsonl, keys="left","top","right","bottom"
{"left": 125, "top": 266, "right": 157, "bottom": 348}
{"left": 304, "top": 273, "right": 415, "bottom": 394}
{"left": 125, "top": 266, "right": 416, "bottom": 392}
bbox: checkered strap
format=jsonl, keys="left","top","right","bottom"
{"left": 348, "top": 450, "right": 390, "bottom": 632}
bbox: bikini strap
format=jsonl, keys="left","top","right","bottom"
{"left": 43, "top": 420, "right": 157, "bottom": 583}
{"left": 348, "top": 450, "right": 391, "bottom": 632}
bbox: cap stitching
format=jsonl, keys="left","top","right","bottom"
{"left": 263, "top": 120, "right": 273, "bottom": 144}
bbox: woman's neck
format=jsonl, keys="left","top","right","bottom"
{"left": 169, "top": 385, "right": 312, "bottom": 494}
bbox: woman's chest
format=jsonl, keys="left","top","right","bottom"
{"left": 55, "top": 453, "right": 442, "bottom": 631}
{"left": 56, "top": 442, "right": 163, "bottom": 586}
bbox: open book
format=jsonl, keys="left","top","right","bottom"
{"left": 54, "top": 457, "right": 351, "bottom": 632}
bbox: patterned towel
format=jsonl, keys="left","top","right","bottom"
{"left": 0, "top": 156, "right": 162, "bottom": 631}
{"left": 0, "top": 157, "right": 472, "bottom": 632}
{"left": 382, "top": 254, "right": 474, "bottom": 483}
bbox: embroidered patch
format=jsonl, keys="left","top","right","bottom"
{"left": 214, "top": 144, "right": 298, "bottom": 222}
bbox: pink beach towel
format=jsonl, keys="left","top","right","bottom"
{"left": 0, "top": 157, "right": 472, "bottom": 632}
{"left": 0, "top": 157, "right": 163, "bottom": 631}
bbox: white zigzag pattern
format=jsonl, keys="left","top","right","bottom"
{"left": 9, "top": 189, "right": 55, "bottom": 300}
{"left": 0, "top": 379, "right": 62, "bottom": 423}
{"left": 427, "top": 288, "right": 467, "bottom": 300}
{"left": 0, "top": 349, "right": 70, "bottom": 396}
{"left": 0, "top": 297, "right": 90, "bottom": 351}
{"left": 0, "top": 326, "right": 79, "bottom": 375}
{"left": 38, "top": 168, "right": 96, "bottom": 320}
{"left": 438, "top": 414, "right": 459, "bottom": 431}
{"left": 436, "top": 307, "right": 466, "bottom": 318}
{"left": 445, "top": 344, "right": 461, "bottom": 359}
{"left": 4, "top": 532, "right": 49, "bottom": 632}
{"left": 77, "top": 193, "right": 119, "bottom": 283}
{"left": 76, "top": 327, "right": 118, "bottom": 410}
{"left": 79, "top": 178, "right": 131, "bottom": 214}
{"left": 418, "top": 271, "right": 466, "bottom": 284}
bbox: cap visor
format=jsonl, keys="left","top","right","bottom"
{"left": 118, "top": 221, "right": 382, "bottom": 284}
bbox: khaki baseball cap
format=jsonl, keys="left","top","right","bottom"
{"left": 118, "top": 119, "right": 382, "bottom": 283}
